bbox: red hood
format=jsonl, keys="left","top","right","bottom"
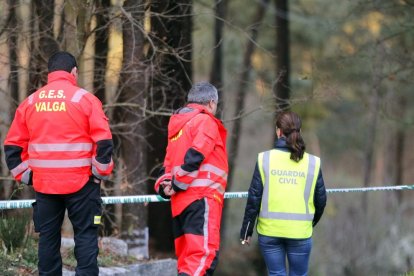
{"left": 168, "top": 104, "right": 211, "bottom": 138}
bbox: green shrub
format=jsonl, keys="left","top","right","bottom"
{"left": 0, "top": 234, "right": 37, "bottom": 275}
{"left": 0, "top": 253, "right": 14, "bottom": 276}
{"left": 0, "top": 212, "right": 29, "bottom": 251}
{"left": 21, "top": 237, "right": 38, "bottom": 269}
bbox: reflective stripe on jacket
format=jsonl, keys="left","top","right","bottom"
{"left": 4, "top": 71, "right": 113, "bottom": 194}
{"left": 257, "top": 150, "right": 320, "bottom": 239}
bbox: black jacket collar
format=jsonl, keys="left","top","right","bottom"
{"left": 274, "top": 137, "right": 290, "bottom": 152}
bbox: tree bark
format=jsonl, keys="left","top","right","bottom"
{"left": 226, "top": 0, "right": 269, "bottom": 191}
{"left": 0, "top": 1, "right": 13, "bottom": 198}
{"left": 6, "top": 2, "right": 21, "bottom": 199}
{"left": 362, "top": 43, "right": 385, "bottom": 212}
{"left": 116, "top": 0, "right": 148, "bottom": 258}
{"left": 93, "top": 0, "right": 111, "bottom": 102}
{"left": 274, "top": 0, "right": 290, "bottom": 112}
{"left": 384, "top": 93, "right": 406, "bottom": 204}
{"left": 209, "top": 0, "right": 227, "bottom": 119}
{"left": 64, "top": 0, "right": 80, "bottom": 54}
{"left": 223, "top": 0, "right": 269, "bottom": 246}
{"left": 273, "top": 0, "right": 290, "bottom": 140}
{"left": 76, "top": 0, "right": 95, "bottom": 91}
{"left": 91, "top": 0, "right": 116, "bottom": 235}
{"left": 394, "top": 125, "right": 405, "bottom": 202}
{"left": 31, "top": 0, "right": 58, "bottom": 92}
{"left": 147, "top": 0, "right": 193, "bottom": 253}
{"left": 16, "top": 1, "right": 31, "bottom": 102}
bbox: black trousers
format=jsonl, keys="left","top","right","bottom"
{"left": 32, "top": 179, "right": 102, "bottom": 276}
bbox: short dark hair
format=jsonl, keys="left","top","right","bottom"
{"left": 47, "top": 51, "right": 77, "bottom": 73}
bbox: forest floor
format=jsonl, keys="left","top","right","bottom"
{"left": 0, "top": 237, "right": 144, "bottom": 276}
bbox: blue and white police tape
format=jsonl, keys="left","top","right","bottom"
{"left": 1, "top": 184, "right": 414, "bottom": 210}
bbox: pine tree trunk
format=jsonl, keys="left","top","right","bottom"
{"left": 224, "top": 0, "right": 269, "bottom": 246}
{"left": 209, "top": 0, "right": 227, "bottom": 119}
{"left": 273, "top": 0, "right": 290, "bottom": 116}
{"left": 362, "top": 43, "right": 385, "bottom": 213}
{"left": 16, "top": 1, "right": 31, "bottom": 102}
{"left": 226, "top": 0, "right": 269, "bottom": 191}
{"left": 93, "top": 0, "right": 111, "bottom": 102}
{"left": 147, "top": 0, "right": 193, "bottom": 253}
{"left": 116, "top": 0, "right": 148, "bottom": 258}
{"left": 30, "top": 0, "right": 58, "bottom": 92}
{"left": 0, "top": 1, "right": 13, "bottom": 199}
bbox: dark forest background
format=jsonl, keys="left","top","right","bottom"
{"left": 1, "top": 0, "right": 414, "bottom": 275}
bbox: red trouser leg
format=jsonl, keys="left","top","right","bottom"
{"left": 173, "top": 197, "right": 222, "bottom": 276}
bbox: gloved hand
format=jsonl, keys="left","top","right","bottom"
{"left": 162, "top": 180, "right": 176, "bottom": 196}
{"left": 155, "top": 173, "right": 172, "bottom": 193}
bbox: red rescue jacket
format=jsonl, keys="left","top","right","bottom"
{"left": 4, "top": 71, "right": 113, "bottom": 194}
{"left": 155, "top": 103, "right": 228, "bottom": 217}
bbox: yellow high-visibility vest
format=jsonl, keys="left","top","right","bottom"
{"left": 257, "top": 149, "right": 320, "bottom": 239}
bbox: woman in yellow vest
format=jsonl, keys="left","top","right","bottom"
{"left": 240, "top": 111, "right": 327, "bottom": 276}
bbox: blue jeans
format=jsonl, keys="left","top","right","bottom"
{"left": 258, "top": 234, "right": 312, "bottom": 276}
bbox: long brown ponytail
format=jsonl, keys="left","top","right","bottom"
{"left": 276, "top": 111, "right": 306, "bottom": 162}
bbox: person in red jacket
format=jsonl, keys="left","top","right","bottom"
{"left": 4, "top": 51, "right": 113, "bottom": 276}
{"left": 155, "top": 82, "right": 228, "bottom": 276}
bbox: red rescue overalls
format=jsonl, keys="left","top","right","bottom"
{"left": 155, "top": 103, "right": 228, "bottom": 276}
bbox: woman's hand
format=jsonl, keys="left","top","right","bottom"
{"left": 240, "top": 236, "right": 251, "bottom": 246}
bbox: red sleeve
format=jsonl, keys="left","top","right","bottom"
{"left": 172, "top": 114, "right": 219, "bottom": 191}
{"left": 4, "top": 100, "right": 31, "bottom": 182}
{"left": 163, "top": 141, "right": 172, "bottom": 174}
{"left": 83, "top": 94, "right": 114, "bottom": 179}
{"left": 154, "top": 134, "right": 173, "bottom": 194}
{"left": 86, "top": 95, "right": 112, "bottom": 142}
